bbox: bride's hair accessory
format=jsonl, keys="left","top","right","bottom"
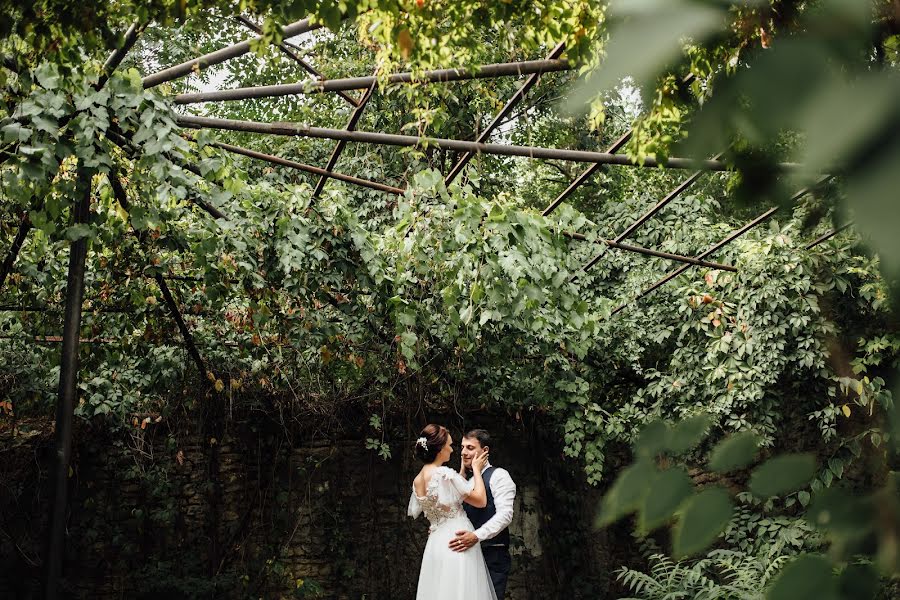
{"left": 414, "top": 424, "right": 448, "bottom": 463}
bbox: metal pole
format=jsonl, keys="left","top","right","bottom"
{"left": 613, "top": 156, "right": 723, "bottom": 244}
{"left": 43, "top": 169, "right": 92, "bottom": 600}
{"left": 143, "top": 17, "right": 321, "bottom": 89}
{"left": 540, "top": 74, "right": 695, "bottom": 217}
{"left": 607, "top": 180, "right": 828, "bottom": 316}
{"left": 608, "top": 207, "right": 779, "bottom": 316}
{"left": 312, "top": 71, "right": 379, "bottom": 198}
{"left": 233, "top": 15, "right": 360, "bottom": 107}
{"left": 105, "top": 129, "right": 227, "bottom": 220}
{"left": 97, "top": 21, "right": 144, "bottom": 89}
{"left": 176, "top": 115, "right": 760, "bottom": 172}
{"left": 108, "top": 171, "right": 213, "bottom": 381}
{"left": 541, "top": 130, "right": 632, "bottom": 216}
{"left": 575, "top": 237, "right": 737, "bottom": 272}
{"left": 445, "top": 42, "right": 566, "bottom": 185}
{"left": 0, "top": 213, "right": 31, "bottom": 292}
{"left": 577, "top": 152, "right": 724, "bottom": 275}
{"left": 805, "top": 222, "right": 852, "bottom": 250}
{"left": 172, "top": 59, "right": 572, "bottom": 103}
{"left": 155, "top": 274, "right": 209, "bottom": 379}
{"left": 211, "top": 141, "right": 403, "bottom": 194}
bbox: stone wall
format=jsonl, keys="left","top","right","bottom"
{"left": 0, "top": 418, "right": 616, "bottom": 599}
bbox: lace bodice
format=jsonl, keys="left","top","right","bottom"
{"left": 408, "top": 466, "right": 474, "bottom": 532}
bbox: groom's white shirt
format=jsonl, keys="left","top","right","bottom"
{"left": 472, "top": 461, "right": 516, "bottom": 543}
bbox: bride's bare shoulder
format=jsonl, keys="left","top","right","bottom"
{"left": 412, "top": 468, "right": 429, "bottom": 496}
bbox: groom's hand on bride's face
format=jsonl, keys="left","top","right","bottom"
{"left": 449, "top": 531, "right": 479, "bottom": 552}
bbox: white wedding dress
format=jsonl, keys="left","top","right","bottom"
{"left": 408, "top": 466, "right": 499, "bottom": 600}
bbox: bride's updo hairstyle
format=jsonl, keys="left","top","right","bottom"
{"left": 414, "top": 424, "right": 449, "bottom": 463}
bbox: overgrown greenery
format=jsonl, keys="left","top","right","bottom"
{"left": 1, "top": 0, "right": 898, "bottom": 598}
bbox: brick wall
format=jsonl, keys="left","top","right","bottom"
{"left": 0, "top": 419, "right": 611, "bottom": 599}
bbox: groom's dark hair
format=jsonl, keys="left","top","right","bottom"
{"left": 463, "top": 429, "right": 491, "bottom": 450}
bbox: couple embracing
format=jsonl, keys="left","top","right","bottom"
{"left": 408, "top": 425, "right": 516, "bottom": 600}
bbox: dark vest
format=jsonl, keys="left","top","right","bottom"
{"left": 463, "top": 466, "right": 510, "bottom": 546}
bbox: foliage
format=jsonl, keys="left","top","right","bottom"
{"left": 2, "top": 0, "right": 896, "bottom": 484}
{"left": 581, "top": 3, "right": 900, "bottom": 597}
{"left": 577, "top": 0, "right": 900, "bottom": 282}
{"left": 617, "top": 549, "right": 790, "bottom": 600}
{"left": 1, "top": 0, "right": 899, "bottom": 597}
{"left": 597, "top": 416, "right": 899, "bottom": 598}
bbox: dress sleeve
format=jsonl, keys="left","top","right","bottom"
{"left": 407, "top": 489, "right": 422, "bottom": 518}
{"left": 435, "top": 467, "right": 474, "bottom": 506}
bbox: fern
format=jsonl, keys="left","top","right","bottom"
{"left": 616, "top": 548, "right": 790, "bottom": 600}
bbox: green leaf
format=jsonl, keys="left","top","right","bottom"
{"left": 767, "top": 555, "right": 838, "bottom": 600}
{"left": 667, "top": 414, "right": 712, "bottom": 454}
{"left": 523, "top": 284, "right": 544, "bottom": 302}
{"left": 33, "top": 63, "right": 60, "bottom": 89}
{"left": 800, "top": 73, "right": 898, "bottom": 177}
{"left": 2, "top": 122, "right": 32, "bottom": 143}
{"left": 570, "top": 0, "right": 726, "bottom": 106}
{"left": 32, "top": 114, "right": 58, "bottom": 133}
{"left": 397, "top": 310, "right": 416, "bottom": 327}
{"left": 749, "top": 453, "right": 817, "bottom": 498}
{"left": 836, "top": 563, "right": 879, "bottom": 600}
{"left": 638, "top": 467, "right": 693, "bottom": 533}
{"left": 709, "top": 431, "right": 761, "bottom": 473}
{"left": 672, "top": 487, "right": 733, "bottom": 558}
{"left": 634, "top": 420, "right": 670, "bottom": 458}
{"left": 471, "top": 282, "right": 484, "bottom": 303}
{"left": 65, "top": 224, "right": 93, "bottom": 241}
{"left": 805, "top": 488, "right": 873, "bottom": 538}
{"left": 596, "top": 459, "right": 655, "bottom": 527}
{"left": 399, "top": 331, "right": 418, "bottom": 362}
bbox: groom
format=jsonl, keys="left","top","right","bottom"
{"left": 451, "top": 429, "right": 517, "bottom": 600}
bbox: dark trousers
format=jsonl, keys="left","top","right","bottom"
{"left": 482, "top": 545, "right": 511, "bottom": 600}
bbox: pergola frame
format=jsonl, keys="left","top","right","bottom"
{"left": 0, "top": 15, "right": 846, "bottom": 600}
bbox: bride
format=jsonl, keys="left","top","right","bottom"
{"left": 408, "top": 424, "right": 498, "bottom": 600}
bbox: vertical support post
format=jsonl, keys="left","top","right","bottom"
{"left": 43, "top": 170, "right": 92, "bottom": 600}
